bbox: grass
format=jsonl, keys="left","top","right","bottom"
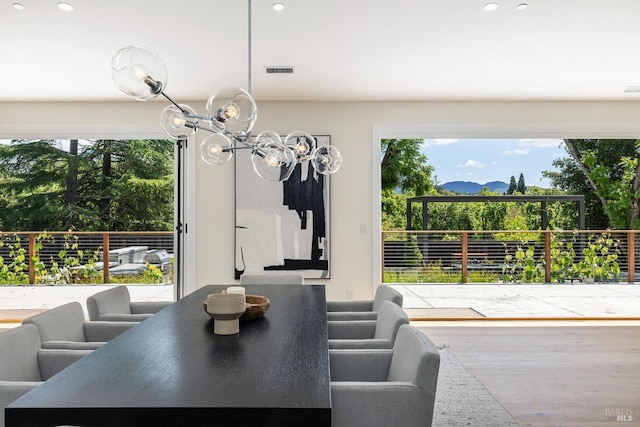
{"left": 383, "top": 263, "right": 501, "bottom": 284}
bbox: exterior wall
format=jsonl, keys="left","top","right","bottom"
{"left": 2, "top": 100, "right": 640, "bottom": 300}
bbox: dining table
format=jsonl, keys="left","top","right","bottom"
{"left": 6, "top": 284, "right": 331, "bottom": 427}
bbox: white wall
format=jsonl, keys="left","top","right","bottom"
{"left": 2, "top": 100, "right": 640, "bottom": 300}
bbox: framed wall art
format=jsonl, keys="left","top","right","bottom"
{"left": 235, "top": 135, "right": 331, "bottom": 279}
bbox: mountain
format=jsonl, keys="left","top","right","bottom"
{"left": 441, "top": 180, "right": 509, "bottom": 194}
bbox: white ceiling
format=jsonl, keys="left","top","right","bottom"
{"left": 2, "top": 0, "right": 640, "bottom": 102}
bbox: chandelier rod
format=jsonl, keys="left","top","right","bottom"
{"left": 247, "top": 0, "right": 252, "bottom": 95}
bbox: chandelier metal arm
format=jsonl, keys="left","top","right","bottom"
{"left": 159, "top": 91, "right": 188, "bottom": 114}
{"left": 196, "top": 125, "right": 257, "bottom": 153}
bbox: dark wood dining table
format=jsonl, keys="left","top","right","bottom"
{"left": 6, "top": 284, "right": 331, "bottom": 427}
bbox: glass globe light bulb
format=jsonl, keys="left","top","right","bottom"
{"left": 221, "top": 103, "right": 240, "bottom": 121}
{"left": 200, "top": 134, "right": 234, "bottom": 166}
{"left": 264, "top": 153, "right": 282, "bottom": 168}
{"left": 311, "top": 145, "right": 342, "bottom": 175}
{"left": 251, "top": 140, "right": 297, "bottom": 182}
{"left": 206, "top": 87, "right": 257, "bottom": 135}
{"left": 170, "top": 115, "right": 186, "bottom": 127}
{"left": 294, "top": 144, "right": 308, "bottom": 155}
{"left": 111, "top": 46, "right": 167, "bottom": 101}
{"left": 284, "top": 131, "right": 314, "bottom": 159}
{"left": 160, "top": 104, "right": 197, "bottom": 139}
{"left": 129, "top": 64, "right": 149, "bottom": 82}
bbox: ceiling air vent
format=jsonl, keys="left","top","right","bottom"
{"left": 624, "top": 86, "right": 640, "bottom": 93}
{"left": 264, "top": 66, "right": 295, "bottom": 74}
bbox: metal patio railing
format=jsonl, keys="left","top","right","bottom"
{"left": 0, "top": 231, "right": 174, "bottom": 285}
{"left": 382, "top": 230, "right": 638, "bottom": 284}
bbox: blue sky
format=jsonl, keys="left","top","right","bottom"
{"left": 420, "top": 138, "right": 567, "bottom": 188}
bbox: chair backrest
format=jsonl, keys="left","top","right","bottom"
{"left": 372, "top": 285, "right": 404, "bottom": 311}
{"left": 387, "top": 325, "right": 440, "bottom": 393}
{"left": 0, "top": 324, "right": 42, "bottom": 381}
{"left": 87, "top": 286, "right": 132, "bottom": 320}
{"left": 23, "top": 302, "right": 86, "bottom": 343}
{"left": 240, "top": 272, "right": 304, "bottom": 285}
{"left": 373, "top": 300, "right": 409, "bottom": 340}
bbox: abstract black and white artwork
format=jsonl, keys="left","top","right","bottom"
{"left": 235, "top": 135, "right": 331, "bottom": 279}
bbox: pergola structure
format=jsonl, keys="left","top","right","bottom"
{"left": 406, "top": 195, "right": 586, "bottom": 230}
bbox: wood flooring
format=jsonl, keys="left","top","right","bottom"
{"left": 417, "top": 322, "right": 640, "bottom": 426}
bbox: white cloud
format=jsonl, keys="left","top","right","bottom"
{"left": 433, "top": 139, "right": 458, "bottom": 146}
{"left": 422, "top": 138, "right": 459, "bottom": 147}
{"left": 518, "top": 138, "right": 563, "bottom": 148}
{"left": 459, "top": 159, "right": 487, "bottom": 168}
{"left": 503, "top": 148, "right": 529, "bottom": 155}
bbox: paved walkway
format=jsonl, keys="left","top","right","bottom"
{"left": 390, "top": 283, "right": 640, "bottom": 318}
{"left": 1, "top": 283, "right": 639, "bottom": 326}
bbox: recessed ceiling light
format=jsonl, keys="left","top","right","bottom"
{"left": 516, "top": 3, "right": 528, "bottom": 10}
{"left": 482, "top": 2, "right": 499, "bottom": 11}
{"left": 12, "top": 3, "right": 25, "bottom": 10}
{"left": 272, "top": 3, "right": 285, "bottom": 11}
{"left": 57, "top": 2, "right": 74, "bottom": 12}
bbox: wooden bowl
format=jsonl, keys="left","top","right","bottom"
{"left": 240, "top": 295, "right": 271, "bottom": 321}
{"left": 204, "top": 294, "right": 270, "bottom": 321}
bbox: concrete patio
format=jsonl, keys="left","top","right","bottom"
{"left": 1, "top": 283, "right": 639, "bottom": 327}
{"left": 390, "top": 283, "right": 640, "bottom": 319}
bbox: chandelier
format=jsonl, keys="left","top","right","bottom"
{"left": 110, "top": 44, "right": 342, "bottom": 182}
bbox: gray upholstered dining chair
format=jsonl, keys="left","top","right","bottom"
{"left": 327, "top": 300, "right": 409, "bottom": 349}
{"left": 239, "top": 272, "right": 304, "bottom": 285}
{"left": 0, "top": 324, "right": 91, "bottom": 427}
{"left": 23, "top": 302, "right": 137, "bottom": 350}
{"left": 86, "top": 286, "right": 172, "bottom": 321}
{"left": 326, "top": 284, "right": 403, "bottom": 321}
{"left": 330, "top": 324, "right": 441, "bottom": 427}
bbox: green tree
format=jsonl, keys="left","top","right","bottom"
{"left": 543, "top": 154, "right": 608, "bottom": 229}
{"left": 507, "top": 176, "right": 517, "bottom": 195}
{"left": 428, "top": 200, "right": 482, "bottom": 230}
{"left": 425, "top": 189, "right": 508, "bottom": 231}
{"left": 381, "top": 188, "right": 419, "bottom": 230}
{"left": 478, "top": 188, "right": 508, "bottom": 230}
{"left": 380, "top": 139, "right": 436, "bottom": 230}
{"left": 64, "top": 139, "right": 80, "bottom": 229}
{"left": 0, "top": 140, "right": 79, "bottom": 230}
{"left": 110, "top": 175, "right": 174, "bottom": 231}
{"left": 0, "top": 139, "right": 174, "bottom": 231}
{"left": 81, "top": 139, "right": 174, "bottom": 231}
{"left": 544, "top": 139, "right": 640, "bottom": 229}
{"left": 381, "top": 139, "right": 434, "bottom": 195}
{"left": 517, "top": 173, "right": 525, "bottom": 194}
{"left": 521, "top": 187, "right": 580, "bottom": 230}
